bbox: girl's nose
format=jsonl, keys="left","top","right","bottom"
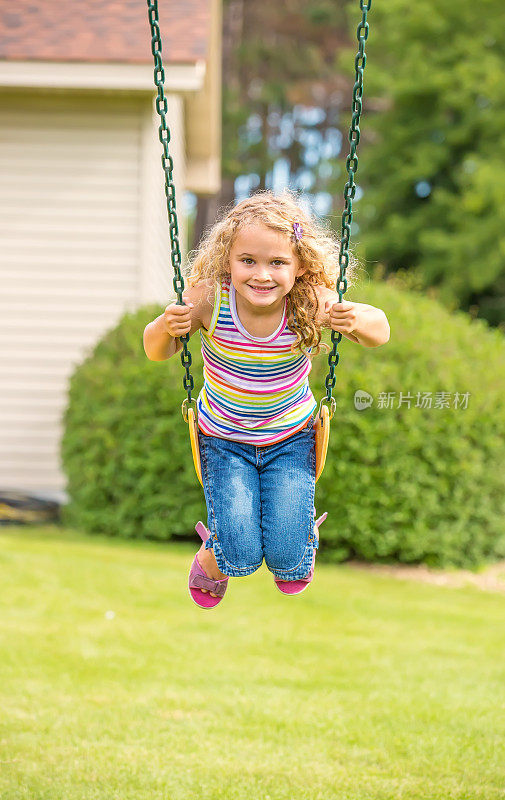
{"left": 254, "top": 265, "right": 271, "bottom": 280}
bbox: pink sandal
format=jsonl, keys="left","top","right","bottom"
{"left": 188, "top": 521, "right": 229, "bottom": 609}
{"left": 274, "top": 512, "right": 327, "bottom": 595}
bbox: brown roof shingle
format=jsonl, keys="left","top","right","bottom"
{"left": 0, "top": 0, "right": 210, "bottom": 64}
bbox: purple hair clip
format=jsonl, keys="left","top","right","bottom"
{"left": 292, "top": 221, "right": 304, "bottom": 242}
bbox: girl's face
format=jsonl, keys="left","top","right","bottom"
{"left": 228, "top": 223, "right": 305, "bottom": 311}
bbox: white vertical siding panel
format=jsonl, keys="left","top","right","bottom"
{"left": 138, "top": 92, "right": 187, "bottom": 308}
{"left": 0, "top": 91, "right": 147, "bottom": 500}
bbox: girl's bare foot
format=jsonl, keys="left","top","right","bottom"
{"left": 197, "top": 543, "right": 228, "bottom": 597}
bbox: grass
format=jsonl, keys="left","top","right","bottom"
{"left": 1, "top": 525, "right": 505, "bottom": 800}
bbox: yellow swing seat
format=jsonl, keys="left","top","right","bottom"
{"left": 314, "top": 402, "right": 331, "bottom": 482}
{"left": 185, "top": 401, "right": 332, "bottom": 487}
{"left": 187, "top": 406, "right": 203, "bottom": 487}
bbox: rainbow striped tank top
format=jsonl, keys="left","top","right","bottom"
{"left": 197, "top": 276, "right": 317, "bottom": 445}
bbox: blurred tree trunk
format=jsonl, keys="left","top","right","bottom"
{"left": 192, "top": 177, "right": 235, "bottom": 250}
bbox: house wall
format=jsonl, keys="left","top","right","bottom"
{"left": 0, "top": 89, "right": 186, "bottom": 501}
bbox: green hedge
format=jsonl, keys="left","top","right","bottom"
{"left": 61, "top": 281, "right": 505, "bottom": 568}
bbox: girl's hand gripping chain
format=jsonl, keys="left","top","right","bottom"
{"left": 323, "top": 297, "right": 390, "bottom": 347}
{"left": 324, "top": 299, "right": 360, "bottom": 338}
{"left": 162, "top": 301, "right": 194, "bottom": 338}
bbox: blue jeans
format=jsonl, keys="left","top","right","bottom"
{"left": 198, "top": 415, "right": 318, "bottom": 580}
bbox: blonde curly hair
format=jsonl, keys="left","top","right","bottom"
{"left": 186, "top": 189, "right": 359, "bottom": 355}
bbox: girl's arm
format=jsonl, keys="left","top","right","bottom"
{"left": 143, "top": 280, "right": 213, "bottom": 361}
{"left": 314, "top": 286, "right": 390, "bottom": 348}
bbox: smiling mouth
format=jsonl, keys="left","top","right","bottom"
{"left": 248, "top": 285, "right": 276, "bottom": 293}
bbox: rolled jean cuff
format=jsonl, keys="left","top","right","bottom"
{"left": 270, "top": 541, "right": 316, "bottom": 581}
{"left": 204, "top": 535, "right": 263, "bottom": 577}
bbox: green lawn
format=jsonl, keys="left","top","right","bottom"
{"left": 1, "top": 525, "right": 504, "bottom": 800}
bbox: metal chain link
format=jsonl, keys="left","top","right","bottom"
{"left": 146, "top": 0, "right": 194, "bottom": 402}
{"left": 325, "top": 0, "right": 372, "bottom": 403}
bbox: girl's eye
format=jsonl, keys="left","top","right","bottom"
{"left": 240, "top": 258, "right": 286, "bottom": 266}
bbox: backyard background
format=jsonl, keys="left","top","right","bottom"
{"left": 1, "top": 0, "right": 505, "bottom": 797}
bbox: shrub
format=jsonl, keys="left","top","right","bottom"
{"left": 61, "top": 281, "right": 505, "bottom": 568}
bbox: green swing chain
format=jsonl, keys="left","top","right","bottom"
{"left": 324, "top": 0, "right": 372, "bottom": 413}
{"left": 146, "top": 0, "right": 195, "bottom": 409}
{"left": 147, "top": 0, "right": 371, "bottom": 415}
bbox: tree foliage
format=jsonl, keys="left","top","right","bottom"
{"left": 200, "top": 0, "right": 505, "bottom": 324}
{"left": 351, "top": 0, "right": 505, "bottom": 326}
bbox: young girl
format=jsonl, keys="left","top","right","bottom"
{"left": 143, "top": 190, "right": 390, "bottom": 609}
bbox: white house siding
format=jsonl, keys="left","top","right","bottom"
{"left": 138, "top": 92, "right": 186, "bottom": 307}
{"left": 0, "top": 89, "right": 185, "bottom": 501}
